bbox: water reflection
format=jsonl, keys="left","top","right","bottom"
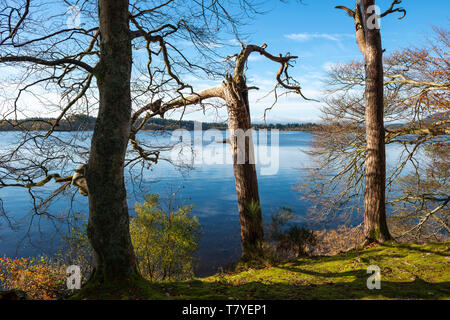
{"left": 0, "top": 131, "right": 412, "bottom": 276}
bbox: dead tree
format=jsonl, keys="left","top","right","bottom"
{"left": 134, "top": 43, "right": 308, "bottom": 260}
{"left": 336, "top": 0, "right": 406, "bottom": 244}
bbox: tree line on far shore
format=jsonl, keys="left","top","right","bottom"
{"left": 0, "top": 116, "right": 320, "bottom": 132}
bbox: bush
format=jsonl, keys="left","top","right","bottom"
{"left": 0, "top": 213, "right": 93, "bottom": 300}
{"left": 274, "top": 225, "right": 317, "bottom": 257}
{"left": 0, "top": 256, "right": 67, "bottom": 300}
{"left": 54, "top": 212, "right": 93, "bottom": 286}
{"left": 0, "top": 194, "right": 201, "bottom": 299}
{"left": 311, "top": 225, "right": 364, "bottom": 255}
{"left": 266, "top": 207, "right": 317, "bottom": 260}
{"left": 130, "top": 193, "right": 201, "bottom": 281}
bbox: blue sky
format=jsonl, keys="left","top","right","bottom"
{"left": 176, "top": 0, "right": 450, "bottom": 123}
{"left": 2, "top": 1, "right": 449, "bottom": 123}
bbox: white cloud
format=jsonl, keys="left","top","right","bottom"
{"left": 247, "top": 54, "right": 265, "bottom": 62}
{"left": 228, "top": 38, "right": 241, "bottom": 46}
{"left": 285, "top": 33, "right": 354, "bottom": 42}
{"left": 322, "top": 61, "right": 336, "bottom": 72}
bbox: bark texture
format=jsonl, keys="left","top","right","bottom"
{"left": 336, "top": 0, "right": 393, "bottom": 243}
{"left": 223, "top": 73, "right": 264, "bottom": 260}
{"left": 139, "top": 44, "right": 299, "bottom": 260}
{"left": 361, "top": 0, "right": 392, "bottom": 242}
{"left": 86, "top": 0, "right": 138, "bottom": 281}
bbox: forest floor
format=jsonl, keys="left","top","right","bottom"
{"left": 76, "top": 241, "right": 450, "bottom": 300}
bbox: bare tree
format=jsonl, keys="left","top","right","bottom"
{"left": 302, "top": 27, "right": 449, "bottom": 241}
{"left": 130, "top": 43, "right": 308, "bottom": 261}
{"left": 336, "top": 0, "right": 407, "bottom": 243}
{"left": 0, "top": 0, "right": 257, "bottom": 290}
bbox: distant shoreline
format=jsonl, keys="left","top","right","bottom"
{"left": 0, "top": 116, "right": 320, "bottom": 132}
{"left": 0, "top": 128, "right": 319, "bottom": 132}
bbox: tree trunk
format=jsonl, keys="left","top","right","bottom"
{"left": 362, "top": 0, "right": 392, "bottom": 243}
{"left": 85, "top": 0, "right": 138, "bottom": 282}
{"left": 223, "top": 75, "right": 264, "bottom": 260}
{"left": 140, "top": 44, "right": 298, "bottom": 261}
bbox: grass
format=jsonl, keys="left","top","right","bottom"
{"left": 73, "top": 242, "right": 450, "bottom": 300}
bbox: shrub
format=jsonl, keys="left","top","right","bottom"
{"left": 130, "top": 193, "right": 201, "bottom": 281}
{"left": 274, "top": 225, "right": 317, "bottom": 257}
{"left": 312, "top": 225, "right": 364, "bottom": 255}
{"left": 311, "top": 221, "right": 448, "bottom": 257}
{"left": 266, "top": 207, "right": 317, "bottom": 260}
{"left": 1, "top": 195, "right": 201, "bottom": 298}
{"left": 0, "top": 213, "right": 93, "bottom": 300}
{"left": 54, "top": 212, "right": 93, "bottom": 285}
{"left": 0, "top": 256, "right": 66, "bottom": 300}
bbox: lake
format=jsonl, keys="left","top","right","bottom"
{"left": 0, "top": 130, "right": 409, "bottom": 276}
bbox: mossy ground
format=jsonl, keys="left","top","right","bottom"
{"left": 69, "top": 273, "right": 166, "bottom": 300}
{"left": 73, "top": 242, "right": 450, "bottom": 300}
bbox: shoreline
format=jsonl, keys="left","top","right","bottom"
{"left": 0, "top": 128, "right": 320, "bottom": 133}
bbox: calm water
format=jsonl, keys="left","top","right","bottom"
{"left": 0, "top": 131, "right": 409, "bottom": 276}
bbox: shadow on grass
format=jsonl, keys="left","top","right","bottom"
{"left": 284, "top": 250, "right": 406, "bottom": 267}
{"left": 166, "top": 271, "right": 450, "bottom": 300}
{"left": 69, "top": 242, "right": 450, "bottom": 300}
{"left": 278, "top": 266, "right": 367, "bottom": 278}
{"left": 286, "top": 241, "right": 449, "bottom": 269}
{"left": 381, "top": 242, "right": 450, "bottom": 257}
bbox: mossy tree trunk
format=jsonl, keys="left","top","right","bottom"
{"left": 152, "top": 44, "right": 303, "bottom": 260}
{"left": 223, "top": 74, "right": 264, "bottom": 260}
{"left": 85, "top": 0, "right": 138, "bottom": 283}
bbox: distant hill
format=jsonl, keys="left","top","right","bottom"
{"left": 423, "top": 111, "right": 450, "bottom": 126}
{"left": 385, "top": 111, "right": 450, "bottom": 131}
{"left": 0, "top": 116, "right": 319, "bottom": 132}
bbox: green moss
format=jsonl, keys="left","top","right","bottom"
{"left": 70, "top": 273, "right": 166, "bottom": 300}
{"left": 69, "top": 242, "right": 450, "bottom": 300}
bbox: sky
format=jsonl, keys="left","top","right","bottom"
{"left": 1, "top": 0, "right": 449, "bottom": 123}
{"left": 176, "top": 0, "right": 450, "bottom": 123}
